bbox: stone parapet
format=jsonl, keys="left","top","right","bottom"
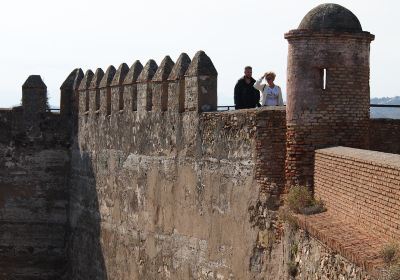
{"left": 152, "top": 56, "right": 175, "bottom": 112}
{"left": 122, "top": 60, "right": 143, "bottom": 112}
{"left": 111, "top": 63, "right": 129, "bottom": 112}
{"left": 71, "top": 51, "right": 217, "bottom": 118}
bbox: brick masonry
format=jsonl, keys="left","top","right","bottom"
{"left": 285, "top": 30, "right": 374, "bottom": 188}
{"left": 254, "top": 108, "right": 286, "bottom": 195}
{"left": 370, "top": 118, "right": 400, "bottom": 154}
{"left": 314, "top": 147, "right": 400, "bottom": 241}
{"left": 1, "top": 4, "right": 400, "bottom": 277}
{"left": 295, "top": 212, "right": 385, "bottom": 277}
{"left": 1, "top": 64, "right": 400, "bottom": 279}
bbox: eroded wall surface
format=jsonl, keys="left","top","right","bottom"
{"left": 68, "top": 107, "right": 286, "bottom": 280}
{"left": 0, "top": 110, "right": 70, "bottom": 279}
{"left": 286, "top": 229, "right": 373, "bottom": 280}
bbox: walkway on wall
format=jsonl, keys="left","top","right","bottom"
{"left": 296, "top": 211, "right": 385, "bottom": 276}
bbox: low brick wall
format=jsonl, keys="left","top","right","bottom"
{"left": 314, "top": 147, "right": 400, "bottom": 241}
{"left": 254, "top": 108, "right": 286, "bottom": 195}
{"left": 370, "top": 119, "right": 400, "bottom": 154}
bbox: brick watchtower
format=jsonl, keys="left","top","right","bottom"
{"left": 284, "top": 3, "right": 375, "bottom": 188}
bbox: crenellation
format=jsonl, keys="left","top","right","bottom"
{"left": 60, "top": 68, "right": 83, "bottom": 118}
{"left": 1, "top": 6, "right": 400, "bottom": 279}
{"left": 152, "top": 55, "right": 175, "bottom": 112}
{"left": 99, "top": 65, "right": 116, "bottom": 115}
{"left": 185, "top": 50, "right": 217, "bottom": 113}
{"left": 89, "top": 68, "right": 104, "bottom": 113}
{"left": 137, "top": 59, "right": 158, "bottom": 112}
{"left": 71, "top": 69, "right": 84, "bottom": 127}
{"left": 123, "top": 60, "right": 143, "bottom": 112}
{"left": 111, "top": 63, "right": 129, "bottom": 112}
{"left": 78, "top": 70, "right": 94, "bottom": 115}
{"left": 71, "top": 51, "right": 218, "bottom": 118}
{"left": 22, "top": 75, "right": 47, "bottom": 132}
{"left": 168, "top": 53, "right": 191, "bottom": 113}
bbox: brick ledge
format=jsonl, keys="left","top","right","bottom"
{"left": 296, "top": 211, "right": 386, "bottom": 275}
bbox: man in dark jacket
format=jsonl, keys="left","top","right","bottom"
{"left": 234, "top": 66, "right": 261, "bottom": 109}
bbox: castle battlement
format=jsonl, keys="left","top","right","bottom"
{"left": 67, "top": 51, "right": 218, "bottom": 124}
{"left": 1, "top": 4, "right": 400, "bottom": 280}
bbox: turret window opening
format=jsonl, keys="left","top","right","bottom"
{"left": 322, "top": 68, "right": 327, "bottom": 90}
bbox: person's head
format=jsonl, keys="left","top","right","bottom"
{"left": 244, "top": 66, "right": 252, "bottom": 79}
{"left": 264, "top": 71, "right": 276, "bottom": 86}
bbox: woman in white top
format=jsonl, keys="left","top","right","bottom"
{"left": 254, "top": 71, "right": 284, "bottom": 106}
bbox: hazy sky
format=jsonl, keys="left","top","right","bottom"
{"left": 1, "top": 0, "right": 399, "bottom": 108}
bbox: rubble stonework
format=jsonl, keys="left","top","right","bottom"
{"left": 0, "top": 4, "right": 400, "bottom": 280}
{"left": 67, "top": 50, "right": 288, "bottom": 279}
{"left": 0, "top": 86, "right": 70, "bottom": 279}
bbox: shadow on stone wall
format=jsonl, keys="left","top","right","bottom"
{"left": 67, "top": 146, "right": 108, "bottom": 280}
{"left": 0, "top": 110, "right": 73, "bottom": 279}
{"left": 59, "top": 68, "right": 107, "bottom": 279}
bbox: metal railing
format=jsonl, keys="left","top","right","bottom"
{"left": 217, "top": 104, "right": 400, "bottom": 111}
{"left": 370, "top": 104, "right": 400, "bottom": 108}
{"left": 216, "top": 105, "right": 236, "bottom": 111}
{"left": 47, "top": 108, "right": 60, "bottom": 112}
{"left": 46, "top": 104, "right": 400, "bottom": 112}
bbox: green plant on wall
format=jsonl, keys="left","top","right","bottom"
{"left": 286, "top": 185, "right": 326, "bottom": 215}
{"left": 278, "top": 207, "right": 299, "bottom": 231}
{"left": 381, "top": 243, "right": 399, "bottom": 266}
{"left": 379, "top": 242, "right": 400, "bottom": 280}
{"left": 290, "top": 242, "right": 299, "bottom": 258}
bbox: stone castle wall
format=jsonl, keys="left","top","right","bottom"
{"left": 3, "top": 2, "right": 400, "bottom": 279}
{"left": 0, "top": 47, "right": 400, "bottom": 279}
{"left": 285, "top": 228, "right": 373, "bottom": 280}
{"left": 0, "top": 106, "right": 70, "bottom": 279}
{"left": 70, "top": 109, "right": 259, "bottom": 279}
{"left": 67, "top": 50, "right": 287, "bottom": 279}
